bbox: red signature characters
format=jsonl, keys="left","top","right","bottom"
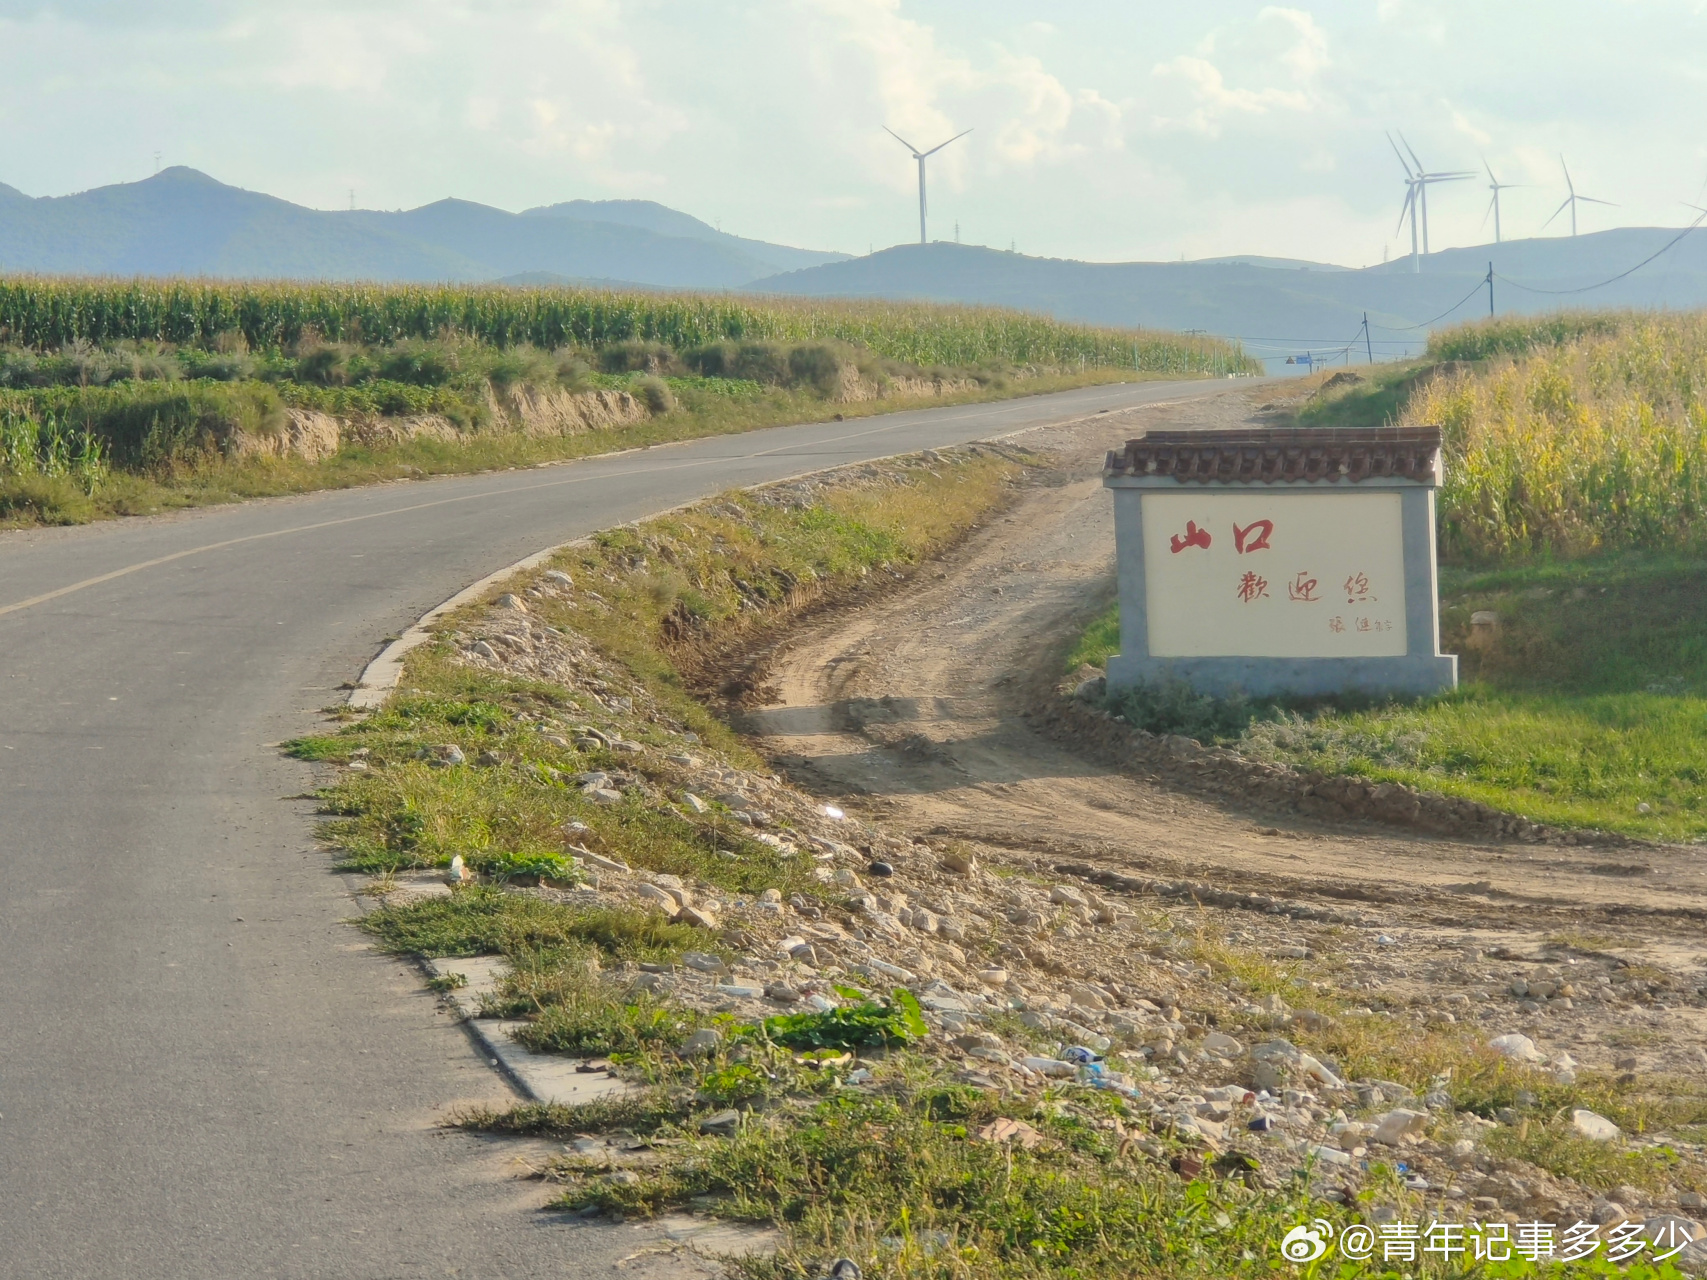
{"left": 1169, "top": 520, "right": 1212, "bottom": 554}
{"left": 1233, "top": 519, "right": 1273, "bottom": 554}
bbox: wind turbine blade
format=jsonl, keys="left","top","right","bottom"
{"left": 1541, "top": 198, "right": 1571, "bottom": 230}
{"left": 1480, "top": 196, "right": 1494, "bottom": 231}
{"left": 1560, "top": 155, "right": 1575, "bottom": 196}
{"left": 1400, "top": 131, "right": 1425, "bottom": 174}
{"left": 883, "top": 126, "right": 921, "bottom": 156}
{"left": 1395, "top": 186, "right": 1416, "bottom": 237}
{"left": 1576, "top": 195, "right": 1617, "bottom": 207}
{"left": 920, "top": 127, "right": 973, "bottom": 158}
{"left": 1484, "top": 157, "right": 1498, "bottom": 185}
{"left": 1387, "top": 132, "right": 1416, "bottom": 177}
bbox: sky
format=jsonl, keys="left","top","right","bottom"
{"left": 1, "top": 0, "right": 1705, "bottom": 266}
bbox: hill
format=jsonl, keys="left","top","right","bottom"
{"left": 0, "top": 168, "right": 843, "bottom": 288}
{"left": 756, "top": 231, "right": 1707, "bottom": 360}
{"left": 520, "top": 198, "right": 844, "bottom": 275}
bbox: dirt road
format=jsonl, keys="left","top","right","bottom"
{"left": 745, "top": 386, "right": 1707, "bottom": 1070}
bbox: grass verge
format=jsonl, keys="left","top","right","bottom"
{"left": 1078, "top": 547, "right": 1707, "bottom": 838}
{"left": 1, "top": 365, "right": 1132, "bottom": 529}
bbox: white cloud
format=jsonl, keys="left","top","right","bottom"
{"left": 1148, "top": 7, "right": 1331, "bottom": 136}
{"left": 0, "top": 0, "right": 1702, "bottom": 264}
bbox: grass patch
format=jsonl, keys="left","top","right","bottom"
{"left": 1291, "top": 360, "right": 1434, "bottom": 432}
{"left": 757, "top": 988, "right": 928, "bottom": 1051}
{"left": 361, "top": 887, "right": 707, "bottom": 962}
{"left": 1486, "top": 1121, "right": 1700, "bottom": 1194}
{"left": 1, "top": 366, "right": 1132, "bottom": 530}
{"left": 521, "top": 1065, "right": 1361, "bottom": 1280}
{"left": 1062, "top": 599, "right": 1119, "bottom": 672}
{"left": 1075, "top": 544, "right": 1707, "bottom": 837}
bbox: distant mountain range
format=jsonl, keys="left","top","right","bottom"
{"left": 4, "top": 168, "right": 1707, "bottom": 361}
{"left": 760, "top": 232, "right": 1707, "bottom": 363}
{"left": 0, "top": 167, "right": 847, "bottom": 288}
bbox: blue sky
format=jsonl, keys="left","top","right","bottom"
{"left": 1, "top": 1, "right": 1704, "bottom": 265}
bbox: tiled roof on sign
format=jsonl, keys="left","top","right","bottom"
{"left": 1104, "top": 426, "right": 1443, "bottom": 485}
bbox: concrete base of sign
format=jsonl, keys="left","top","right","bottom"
{"left": 1107, "top": 652, "right": 1459, "bottom": 700}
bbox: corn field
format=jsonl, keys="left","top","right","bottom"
{"left": 1409, "top": 312, "right": 1707, "bottom": 558}
{"left": 0, "top": 276, "right": 1255, "bottom": 375}
{"left": 0, "top": 406, "right": 108, "bottom": 490}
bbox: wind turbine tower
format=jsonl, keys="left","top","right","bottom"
{"left": 1388, "top": 133, "right": 1475, "bottom": 272}
{"left": 1483, "top": 160, "right": 1522, "bottom": 244}
{"left": 1545, "top": 156, "right": 1615, "bottom": 237}
{"left": 885, "top": 126, "right": 972, "bottom": 245}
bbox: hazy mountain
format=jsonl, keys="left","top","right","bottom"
{"left": 0, "top": 168, "right": 839, "bottom": 288}
{"left": 1192, "top": 254, "right": 1352, "bottom": 272}
{"left": 521, "top": 198, "right": 846, "bottom": 275}
{"left": 6, "top": 168, "right": 1704, "bottom": 364}
{"left": 756, "top": 230, "right": 1707, "bottom": 362}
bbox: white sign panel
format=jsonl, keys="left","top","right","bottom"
{"left": 1142, "top": 490, "right": 1407, "bottom": 658}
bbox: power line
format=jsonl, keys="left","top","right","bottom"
{"left": 1371, "top": 277, "right": 1493, "bottom": 332}
{"left": 1495, "top": 211, "right": 1707, "bottom": 296}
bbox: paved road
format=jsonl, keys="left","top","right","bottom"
{"left": 0, "top": 379, "right": 1230, "bottom": 1278}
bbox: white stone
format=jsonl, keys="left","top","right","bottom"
{"left": 1022, "top": 1057, "right": 1077, "bottom": 1078}
{"left": 1202, "top": 1031, "right": 1244, "bottom": 1056}
{"left": 1372, "top": 1109, "right": 1428, "bottom": 1145}
{"left": 1049, "top": 885, "right": 1089, "bottom": 908}
{"left": 571, "top": 848, "right": 629, "bottom": 873}
{"left": 1572, "top": 1109, "right": 1621, "bottom": 1141}
{"left": 1488, "top": 1033, "right": 1544, "bottom": 1062}
{"left": 1306, "top": 1144, "right": 1353, "bottom": 1167}
{"left": 681, "top": 792, "right": 710, "bottom": 814}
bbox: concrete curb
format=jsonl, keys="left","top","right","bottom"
{"left": 422, "top": 954, "right": 640, "bottom": 1107}
{"left": 347, "top": 542, "right": 579, "bottom": 710}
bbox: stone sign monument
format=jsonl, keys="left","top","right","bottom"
{"left": 1101, "top": 427, "right": 1457, "bottom": 698}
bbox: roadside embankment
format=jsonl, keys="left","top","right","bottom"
{"left": 288, "top": 407, "right": 1707, "bottom": 1278}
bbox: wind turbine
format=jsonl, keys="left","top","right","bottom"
{"left": 1387, "top": 132, "right": 1475, "bottom": 271}
{"left": 1543, "top": 156, "right": 1615, "bottom": 237}
{"left": 885, "top": 126, "right": 972, "bottom": 245}
{"left": 1482, "top": 160, "right": 1523, "bottom": 244}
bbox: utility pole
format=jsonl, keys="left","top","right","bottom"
{"left": 1486, "top": 261, "right": 1495, "bottom": 317}
{"left": 1363, "top": 312, "right": 1374, "bottom": 365}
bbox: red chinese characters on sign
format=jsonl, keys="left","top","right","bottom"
{"left": 1345, "top": 572, "right": 1374, "bottom": 604}
{"left": 1287, "top": 571, "right": 1320, "bottom": 602}
{"left": 1236, "top": 572, "right": 1269, "bottom": 602}
{"left": 1233, "top": 520, "right": 1273, "bottom": 554}
{"left": 1169, "top": 520, "right": 1212, "bottom": 554}
{"left": 1328, "top": 616, "right": 1345, "bottom": 633}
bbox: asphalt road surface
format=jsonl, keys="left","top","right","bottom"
{"left": 0, "top": 379, "right": 1231, "bottom": 1279}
